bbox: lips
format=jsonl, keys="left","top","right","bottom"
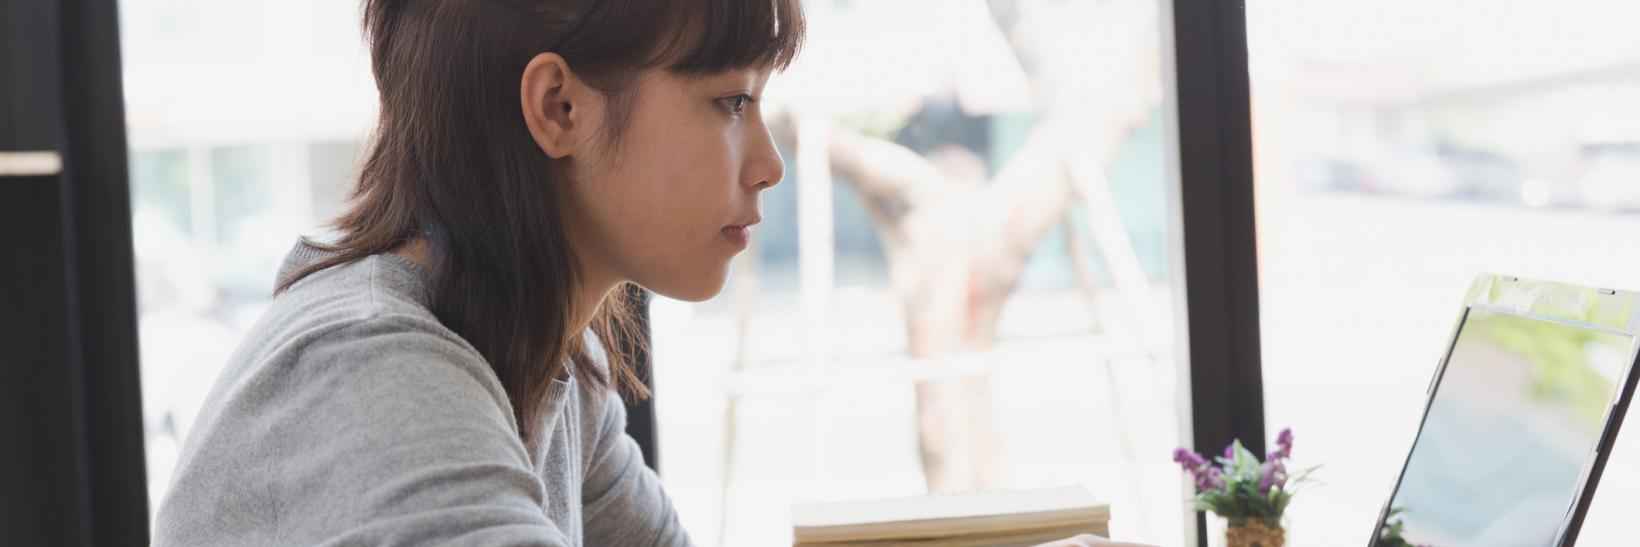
{"left": 722, "top": 226, "right": 749, "bottom": 248}
{"left": 722, "top": 216, "right": 758, "bottom": 248}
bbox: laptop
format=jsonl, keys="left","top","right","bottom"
{"left": 1371, "top": 274, "right": 1640, "bottom": 547}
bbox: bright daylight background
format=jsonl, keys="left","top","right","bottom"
{"left": 1248, "top": 0, "right": 1640, "bottom": 544}
{"left": 120, "top": 0, "right": 1640, "bottom": 545}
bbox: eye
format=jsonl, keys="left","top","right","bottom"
{"left": 718, "top": 94, "right": 755, "bottom": 117}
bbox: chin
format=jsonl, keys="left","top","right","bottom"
{"left": 644, "top": 271, "right": 729, "bottom": 303}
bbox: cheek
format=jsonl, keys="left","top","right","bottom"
{"left": 603, "top": 126, "right": 740, "bottom": 274}
{"left": 625, "top": 141, "right": 713, "bottom": 226}
{"left": 629, "top": 123, "right": 738, "bottom": 224}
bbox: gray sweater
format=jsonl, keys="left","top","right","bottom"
{"left": 152, "top": 242, "right": 692, "bottom": 546}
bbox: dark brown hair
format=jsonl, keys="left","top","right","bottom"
{"left": 277, "top": 0, "right": 803, "bottom": 445}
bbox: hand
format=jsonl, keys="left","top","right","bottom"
{"left": 1032, "top": 533, "right": 1157, "bottom": 547}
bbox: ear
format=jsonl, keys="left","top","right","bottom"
{"left": 521, "top": 52, "right": 583, "bottom": 159}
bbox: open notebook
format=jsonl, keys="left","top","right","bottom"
{"left": 791, "top": 485, "right": 1111, "bottom": 546}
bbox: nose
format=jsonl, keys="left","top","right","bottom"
{"left": 746, "top": 117, "right": 785, "bottom": 191}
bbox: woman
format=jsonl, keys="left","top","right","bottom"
{"left": 151, "top": 0, "right": 1143, "bottom": 545}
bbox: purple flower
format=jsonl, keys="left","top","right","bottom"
{"left": 1202, "top": 467, "right": 1226, "bottom": 491}
{"left": 1272, "top": 428, "right": 1294, "bottom": 460}
{"left": 1224, "top": 443, "right": 1237, "bottom": 460}
{"left": 1258, "top": 460, "right": 1287, "bottom": 493}
{"left": 1174, "top": 448, "right": 1225, "bottom": 492}
{"left": 1173, "top": 448, "right": 1207, "bottom": 470}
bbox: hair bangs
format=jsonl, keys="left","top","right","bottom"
{"left": 659, "top": 0, "right": 806, "bottom": 75}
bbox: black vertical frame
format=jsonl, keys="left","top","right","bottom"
{"left": 62, "top": 0, "right": 152, "bottom": 542}
{"left": 1164, "top": 0, "right": 1267, "bottom": 545}
{"left": 0, "top": 0, "right": 150, "bottom": 545}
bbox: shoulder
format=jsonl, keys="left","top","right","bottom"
{"left": 220, "top": 254, "right": 513, "bottom": 424}
{"left": 267, "top": 253, "right": 468, "bottom": 354}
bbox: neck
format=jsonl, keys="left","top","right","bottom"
{"left": 572, "top": 275, "right": 619, "bottom": 337}
{"left": 391, "top": 235, "right": 619, "bottom": 336}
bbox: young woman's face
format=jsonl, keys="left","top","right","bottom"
{"left": 561, "top": 68, "right": 784, "bottom": 302}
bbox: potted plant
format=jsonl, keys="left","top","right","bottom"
{"left": 1375, "top": 507, "right": 1428, "bottom": 547}
{"left": 1173, "top": 428, "right": 1314, "bottom": 547}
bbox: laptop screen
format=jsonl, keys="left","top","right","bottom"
{"left": 1379, "top": 307, "right": 1634, "bottom": 546}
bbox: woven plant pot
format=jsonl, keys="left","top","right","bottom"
{"left": 1225, "top": 518, "right": 1285, "bottom": 547}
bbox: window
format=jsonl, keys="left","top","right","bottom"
{"left": 1247, "top": 0, "right": 1640, "bottom": 542}
{"left": 121, "top": 0, "right": 1200, "bottom": 544}
{"left": 650, "top": 0, "right": 1189, "bottom": 544}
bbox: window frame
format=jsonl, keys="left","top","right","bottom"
{"left": 1164, "top": 0, "right": 1268, "bottom": 543}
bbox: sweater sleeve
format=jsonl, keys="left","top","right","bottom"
{"left": 579, "top": 382, "right": 693, "bottom": 546}
{"left": 154, "top": 318, "right": 573, "bottom": 547}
